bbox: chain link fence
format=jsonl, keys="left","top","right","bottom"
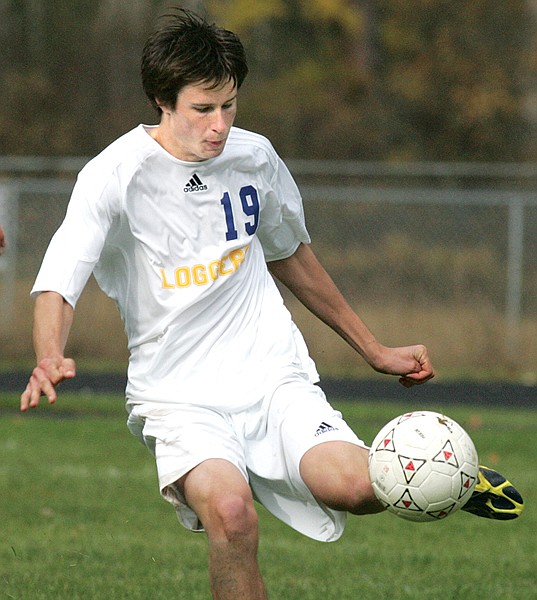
{"left": 1, "top": 158, "right": 536, "bottom": 382}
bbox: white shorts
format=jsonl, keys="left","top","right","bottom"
{"left": 126, "top": 378, "right": 366, "bottom": 542}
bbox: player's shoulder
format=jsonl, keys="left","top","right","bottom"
{"left": 227, "top": 127, "right": 275, "bottom": 150}
{"left": 225, "top": 127, "right": 279, "bottom": 166}
{"left": 78, "top": 125, "right": 156, "bottom": 184}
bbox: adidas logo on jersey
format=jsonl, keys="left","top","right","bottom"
{"left": 184, "top": 173, "right": 208, "bottom": 193}
{"left": 315, "top": 421, "right": 339, "bottom": 437}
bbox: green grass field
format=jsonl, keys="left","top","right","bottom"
{"left": 1, "top": 392, "right": 535, "bottom": 599}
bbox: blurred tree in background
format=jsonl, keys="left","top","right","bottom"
{"left": 1, "top": 0, "right": 536, "bottom": 161}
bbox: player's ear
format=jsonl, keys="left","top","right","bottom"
{"left": 155, "top": 98, "right": 172, "bottom": 116}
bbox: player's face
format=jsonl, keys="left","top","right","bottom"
{"left": 156, "top": 79, "right": 238, "bottom": 162}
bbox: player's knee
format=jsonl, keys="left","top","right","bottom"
{"left": 346, "top": 475, "right": 383, "bottom": 515}
{"left": 333, "top": 468, "right": 376, "bottom": 510}
{"left": 301, "top": 442, "right": 384, "bottom": 514}
{"left": 206, "top": 493, "right": 259, "bottom": 543}
{"left": 321, "top": 468, "right": 382, "bottom": 515}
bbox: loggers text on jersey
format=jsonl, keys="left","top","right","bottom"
{"left": 159, "top": 244, "right": 250, "bottom": 289}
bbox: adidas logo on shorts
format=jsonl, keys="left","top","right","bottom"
{"left": 184, "top": 173, "right": 208, "bottom": 193}
{"left": 315, "top": 421, "right": 339, "bottom": 437}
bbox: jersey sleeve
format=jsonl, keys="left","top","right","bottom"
{"left": 31, "top": 169, "right": 121, "bottom": 308}
{"left": 257, "top": 156, "right": 311, "bottom": 262}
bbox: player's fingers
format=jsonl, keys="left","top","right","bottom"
{"left": 20, "top": 378, "right": 45, "bottom": 411}
{"left": 399, "top": 368, "right": 435, "bottom": 387}
{"left": 398, "top": 349, "right": 435, "bottom": 388}
{"left": 411, "top": 345, "right": 434, "bottom": 379}
{"left": 25, "top": 368, "right": 57, "bottom": 409}
{"left": 20, "top": 385, "right": 33, "bottom": 412}
{"left": 33, "top": 375, "right": 57, "bottom": 406}
{"left": 60, "top": 358, "right": 76, "bottom": 379}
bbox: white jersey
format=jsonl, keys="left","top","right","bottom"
{"left": 32, "top": 124, "right": 318, "bottom": 409}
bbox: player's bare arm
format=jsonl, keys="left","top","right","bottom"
{"left": 268, "top": 242, "right": 434, "bottom": 386}
{"left": 20, "top": 291, "right": 76, "bottom": 411}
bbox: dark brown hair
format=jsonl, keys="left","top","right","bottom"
{"left": 141, "top": 9, "right": 248, "bottom": 114}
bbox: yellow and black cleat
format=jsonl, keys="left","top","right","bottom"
{"left": 462, "top": 466, "right": 524, "bottom": 520}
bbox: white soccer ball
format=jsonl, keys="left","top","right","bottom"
{"left": 368, "top": 411, "right": 479, "bottom": 522}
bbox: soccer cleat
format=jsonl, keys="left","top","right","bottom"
{"left": 461, "top": 466, "right": 524, "bottom": 520}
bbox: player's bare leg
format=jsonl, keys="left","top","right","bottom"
{"left": 300, "top": 441, "right": 385, "bottom": 515}
{"left": 181, "top": 459, "right": 268, "bottom": 600}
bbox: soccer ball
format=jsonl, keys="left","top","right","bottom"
{"left": 368, "top": 411, "right": 479, "bottom": 522}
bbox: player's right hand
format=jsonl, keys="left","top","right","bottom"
{"left": 20, "top": 356, "right": 76, "bottom": 411}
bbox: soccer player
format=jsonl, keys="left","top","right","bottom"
{"left": 20, "top": 10, "right": 523, "bottom": 599}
